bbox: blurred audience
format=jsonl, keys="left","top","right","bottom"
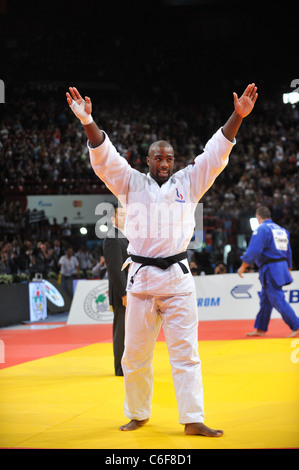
{"left": 0, "top": 20, "right": 298, "bottom": 277}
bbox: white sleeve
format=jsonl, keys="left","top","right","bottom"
{"left": 188, "top": 127, "right": 235, "bottom": 201}
{"left": 88, "top": 131, "right": 132, "bottom": 200}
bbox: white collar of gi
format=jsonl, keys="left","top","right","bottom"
{"left": 146, "top": 172, "right": 173, "bottom": 186}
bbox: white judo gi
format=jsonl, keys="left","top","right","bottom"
{"left": 89, "top": 128, "right": 235, "bottom": 424}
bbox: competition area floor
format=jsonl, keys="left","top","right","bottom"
{"left": 0, "top": 315, "right": 298, "bottom": 450}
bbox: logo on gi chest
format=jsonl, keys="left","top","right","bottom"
{"left": 175, "top": 188, "right": 186, "bottom": 203}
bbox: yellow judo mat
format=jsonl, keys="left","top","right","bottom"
{"left": 0, "top": 338, "right": 298, "bottom": 449}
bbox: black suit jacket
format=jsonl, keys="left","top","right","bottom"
{"left": 103, "top": 227, "right": 129, "bottom": 307}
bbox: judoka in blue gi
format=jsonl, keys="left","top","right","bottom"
{"left": 238, "top": 206, "right": 299, "bottom": 337}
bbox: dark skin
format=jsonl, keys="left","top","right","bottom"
{"left": 67, "top": 83, "right": 258, "bottom": 437}
{"left": 146, "top": 141, "right": 175, "bottom": 186}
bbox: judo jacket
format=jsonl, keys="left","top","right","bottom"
{"left": 241, "top": 219, "right": 293, "bottom": 288}
{"left": 89, "top": 127, "right": 235, "bottom": 295}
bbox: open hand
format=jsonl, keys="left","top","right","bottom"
{"left": 233, "top": 83, "right": 258, "bottom": 118}
{"left": 66, "top": 87, "right": 92, "bottom": 124}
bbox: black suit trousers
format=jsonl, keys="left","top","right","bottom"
{"left": 112, "top": 303, "right": 126, "bottom": 376}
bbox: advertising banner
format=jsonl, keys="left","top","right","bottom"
{"left": 67, "top": 280, "right": 113, "bottom": 325}
{"left": 195, "top": 271, "right": 299, "bottom": 321}
{"left": 28, "top": 281, "right": 47, "bottom": 322}
{"left": 44, "top": 279, "right": 71, "bottom": 314}
{"left": 26, "top": 194, "right": 117, "bottom": 224}
{"left": 67, "top": 272, "right": 299, "bottom": 325}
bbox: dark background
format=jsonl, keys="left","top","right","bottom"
{"left": 0, "top": 0, "right": 297, "bottom": 103}
{"left": 0, "top": 0, "right": 298, "bottom": 272}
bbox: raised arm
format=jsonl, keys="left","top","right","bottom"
{"left": 66, "top": 87, "right": 105, "bottom": 148}
{"left": 67, "top": 86, "right": 132, "bottom": 201}
{"left": 222, "top": 83, "right": 258, "bottom": 142}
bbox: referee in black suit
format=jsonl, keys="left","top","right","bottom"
{"left": 103, "top": 205, "right": 128, "bottom": 376}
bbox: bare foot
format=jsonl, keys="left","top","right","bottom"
{"left": 184, "top": 422, "right": 223, "bottom": 437}
{"left": 119, "top": 418, "right": 149, "bottom": 431}
{"left": 246, "top": 329, "right": 265, "bottom": 337}
{"left": 286, "top": 329, "right": 299, "bottom": 338}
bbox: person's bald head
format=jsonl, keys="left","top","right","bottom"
{"left": 148, "top": 140, "right": 174, "bottom": 156}
{"left": 146, "top": 140, "right": 174, "bottom": 186}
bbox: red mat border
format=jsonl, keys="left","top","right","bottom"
{"left": 0, "top": 318, "right": 292, "bottom": 370}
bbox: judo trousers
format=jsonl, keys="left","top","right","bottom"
{"left": 121, "top": 290, "right": 204, "bottom": 424}
{"left": 255, "top": 273, "right": 299, "bottom": 332}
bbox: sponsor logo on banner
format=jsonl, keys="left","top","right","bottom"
{"left": 29, "top": 281, "right": 47, "bottom": 321}
{"left": 197, "top": 297, "right": 220, "bottom": 307}
{"left": 44, "top": 280, "right": 65, "bottom": 307}
{"left": 231, "top": 285, "right": 253, "bottom": 299}
{"left": 38, "top": 200, "right": 52, "bottom": 207}
{"left": 288, "top": 290, "right": 299, "bottom": 303}
{"left": 193, "top": 272, "right": 299, "bottom": 321}
{"left": 73, "top": 200, "right": 83, "bottom": 207}
{"left": 83, "top": 285, "right": 113, "bottom": 322}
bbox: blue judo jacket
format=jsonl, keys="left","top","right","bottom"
{"left": 241, "top": 219, "right": 293, "bottom": 288}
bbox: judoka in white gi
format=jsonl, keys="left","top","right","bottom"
{"left": 66, "top": 84, "right": 258, "bottom": 436}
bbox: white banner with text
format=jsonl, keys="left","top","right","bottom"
{"left": 26, "top": 194, "right": 117, "bottom": 224}
{"left": 67, "top": 271, "right": 299, "bottom": 324}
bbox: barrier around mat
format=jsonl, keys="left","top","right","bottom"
{"left": 44, "top": 279, "right": 71, "bottom": 314}
{"left": 67, "top": 272, "right": 299, "bottom": 325}
{"left": 0, "top": 278, "right": 73, "bottom": 327}
{"left": 28, "top": 280, "right": 47, "bottom": 322}
{"left": 67, "top": 279, "right": 113, "bottom": 325}
{"left": 0, "top": 283, "right": 30, "bottom": 327}
{"left": 195, "top": 270, "right": 299, "bottom": 321}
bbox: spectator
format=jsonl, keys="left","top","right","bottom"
{"left": 75, "top": 245, "right": 94, "bottom": 276}
{"left": 194, "top": 248, "right": 213, "bottom": 275}
{"left": 58, "top": 247, "right": 80, "bottom": 298}
{"left": 227, "top": 244, "right": 242, "bottom": 273}
{"left": 31, "top": 241, "right": 50, "bottom": 277}
{"left": 91, "top": 256, "right": 107, "bottom": 279}
{"left": 60, "top": 217, "right": 72, "bottom": 241}
{"left": 214, "top": 261, "right": 228, "bottom": 274}
{"left": 0, "top": 246, "right": 9, "bottom": 274}
{"left": 189, "top": 259, "right": 200, "bottom": 276}
{"left": 3, "top": 243, "right": 17, "bottom": 274}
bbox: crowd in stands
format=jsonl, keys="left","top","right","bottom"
{"left": 1, "top": 11, "right": 298, "bottom": 280}
{"left": 1, "top": 90, "right": 298, "bottom": 278}
{"left": 0, "top": 235, "right": 107, "bottom": 282}
{"left": 1, "top": 90, "right": 299, "bottom": 270}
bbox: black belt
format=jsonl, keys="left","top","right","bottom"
{"left": 260, "top": 257, "right": 286, "bottom": 268}
{"left": 130, "top": 251, "right": 188, "bottom": 285}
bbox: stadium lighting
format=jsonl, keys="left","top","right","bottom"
{"left": 99, "top": 224, "right": 108, "bottom": 233}
{"left": 80, "top": 227, "right": 88, "bottom": 235}
{"left": 282, "top": 92, "right": 299, "bottom": 104}
{"left": 249, "top": 217, "right": 259, "bottom": 231}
